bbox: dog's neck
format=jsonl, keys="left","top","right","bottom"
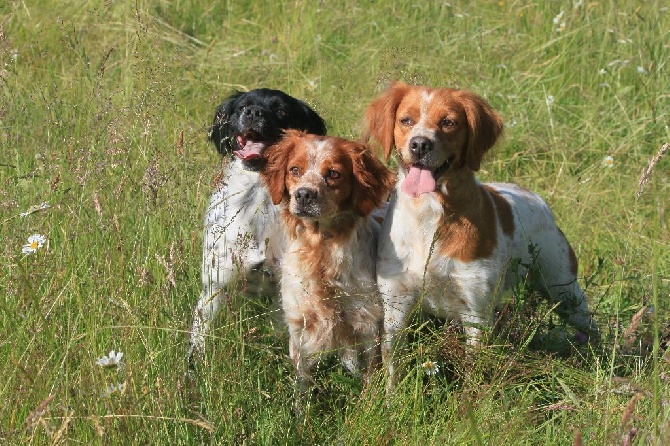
{"left": 283, "top": 210, "right": 360, "bottom": 247}
{"left": 434, "top": 169, "right": 481, "bottom": 207}
{"left": 239, "top": 157, "right": 267, "bottom": 172}
{"left": 419, "top": 169, "right": 498, "bottom": 262}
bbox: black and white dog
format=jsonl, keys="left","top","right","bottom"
{"left": 189, "top": 89, "right": 327, "bottom": 362}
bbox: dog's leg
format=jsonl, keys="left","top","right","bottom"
{"left": 379, "top": 280, "right": 416, "bottom": 394}
{"left": 358, "top": 334, "right": 381, "bottom": 385}
{"left": 188, "top": 241, "right": 236, "bottom": 364}
{"left": 537, "top": 234, "right": 599, "bottom": 339}
{"left": 340, "top": 346, "right": 361, "bottom": 377}
{"left": 461, "top": 313, "right": 488, "bottom": 347}
{"left": 289, "top": 329, "right": 319, "bottom": 391}
{"left": 189, "top": 211, "right": 258, "bottom": 364}
{"left": 550, "top": 281, "right": 599, "bottom": 338}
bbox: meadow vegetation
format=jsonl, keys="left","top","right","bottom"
{"left": 1, "top": 0, "right": 669, "bottom": 443}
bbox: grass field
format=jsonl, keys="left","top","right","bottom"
{"left": 1, "top": 0, "right": 669, "bottom": 443}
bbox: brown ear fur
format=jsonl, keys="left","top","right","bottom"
{"left": 349, "top": 143, "right": 396, "bottom": 217}
{"left": 454, "top": 90, "right": 504, "bottom": 172}
{"left": 364, "top": 81, "right": 410, "bottom": 161}
{"left": 263, "top": 130, "right": 301, "bottom": 205}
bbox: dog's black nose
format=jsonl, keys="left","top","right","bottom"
{"left": 295, "top": 188, "right": 317, "bottom": 207}
{"left": 242, "top": 105, "right": 264, "bottom": 117}
{"left": 409, "top": 136, "right": 433, "bottom": 157}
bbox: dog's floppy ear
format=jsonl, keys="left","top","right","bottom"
{"left": 262, "top": 130, "right": 300, "bottom": 205}
{"left": 349, "top": 143, "right": 396, "bottom": 217}
{"left": 456, "top": 90, "right": 503, "bottom": 172}
{"left": 295, "top": 100, "right": 327, "bottom": 136}
{"left": 209, "top": 91, "right": 244, "bottom": 156}
{"left": 364, "top": 81, "right": 409, "bottom": 161}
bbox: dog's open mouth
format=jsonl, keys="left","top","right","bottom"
{"left": 233, "top": 132, "right": 269, "bottom": 161}
{"left": 401, "top": 156, "right": 454, "bottom": 198}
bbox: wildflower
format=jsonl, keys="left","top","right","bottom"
{"left": 421, "top": 359, "right": 440, "bottom": 376}
{"left": 96, "top": 350, "right": 124, "bottom": 368}
{"left": 22, "top": 234, "right": 46, "bottom": 254}
{"left": 546, "top": 95, "right": 555, "bottom": 107}
{"left": 101, "top": 382, "right": 126, "bottom": 398}
{"left": 599, "top": 68, "right": 607, "bottom": 75}
{"left": 602, "top": 155, "right": 614, "bottom": 168}
{"left": 553, "top": 11, "right": 565, "bottom": 32}
{"left": 307, "top": 79, "right": 319, "bottom": 91}
{"left": 636, "top": 66, "right": 647, "bottom": 74}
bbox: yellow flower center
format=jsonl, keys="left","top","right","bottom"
{"left": 30, "top": 241, "right": 39, "bottom": 249}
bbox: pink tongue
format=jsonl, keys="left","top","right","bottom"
{"left": 233, "top": 139, "right": 267, "bottom": 161}
{"left": 401, "top": 165, "right": 436, "bottom": 198}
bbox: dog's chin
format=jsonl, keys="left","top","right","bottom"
{"left": 291, "top": 209, "right": 320, "bottom": 219}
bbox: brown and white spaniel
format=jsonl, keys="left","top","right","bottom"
{"left": 262, "top": 130, "right": 395, "bottom": 386}
{"left": 365, "top": 82, "right": 599, "bottom": 388}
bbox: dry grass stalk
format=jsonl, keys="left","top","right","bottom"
{"left": 93, "top": 192, "right": 103, "bottom": 218}
{"left": 177, "top": 129, "right": 184, "bottom": 156}
{"left": 637, "top": 142, "right": 669, "bottom": 198}
{"left": 51, "top": 409, "right": 73, "bottom": 444}
{"left": 622, "top": 306, "right": 648, "bottom": 352}
{"left": 620, "top": 392, "right": 643, "bottom": 429}
{"left": 24, "top": 393, "right": 55, "bottom": 432}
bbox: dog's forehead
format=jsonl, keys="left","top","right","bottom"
{"left": 285, "top": 136, "right": 324, "bottom": 166}
{"left": 287, "top": 137, "right": 350, "bottom": 172}
{"left": 306, "top": 138, "right": 342, "bottom": 169}
{"left": 240, "top": 90, "right": 290, "bottom": 108}
{"left": 398, "top": 88, "right": 463, "bottom": 119}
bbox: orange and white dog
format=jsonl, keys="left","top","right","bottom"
{"left": 262, "top": 130, "right": 395, "bottom": 385}
{"left": 365, "top": 82, "right": 599, "bottom": 386}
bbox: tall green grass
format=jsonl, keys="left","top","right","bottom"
{"left": 1, "top": 0, "right": 668, "bottom": 443}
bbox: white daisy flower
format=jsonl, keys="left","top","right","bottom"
{"left": 546, "top": 95, "right": 555, "bottom": 107}
{"left": 101, "top": 382, "right": 126, "bottom": 398}
{"left": 636, "top": 66, "right": 647, "bottom": 74}
{"left": 553, "top": 11, "right": 565, "bottom": 32}
{"left": 22, "top": 234, "right": 47, "bottom": 254}
{"left": 602, "top": 155, "right": 614, "bottom": 168}
{"left": 552, "top": 11, "right": 564, "bottom": 24}
{"left": 421, "top": 359, "right": 440, "bottom": 376}
{"left": 96, "top": 350, "right": 124, "bottom": 368}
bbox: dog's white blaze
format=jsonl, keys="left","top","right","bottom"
{"left": 301, "top": 138, "right": 330, "bottom": 187}
{"left": 418, "top": 91, "right": 433, "bottom": 126}
{"left": 409, "top": 91, "right": 436, "bottom": 140}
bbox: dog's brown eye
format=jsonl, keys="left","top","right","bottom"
{"left": 440, "top": 118, "right": 455, "bottom": 129}
{"left": 289, "top": 166, "right": 301, "bottom": 176}
{"left": 277, "top": 109, "right": 287, "bottom": 118}
{"left": 326, "top": 169, "right": 341, "bottom": 180}
{"left": 399, "top": 117, "right": 414, "bottom": 126}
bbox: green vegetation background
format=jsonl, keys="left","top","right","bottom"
{"left": 1, "top": 1, "right": 668, "bottom": 444}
